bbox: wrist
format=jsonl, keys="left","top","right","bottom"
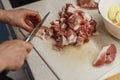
{"left": 0, "top": 9, "right": 9, "bottom": 23}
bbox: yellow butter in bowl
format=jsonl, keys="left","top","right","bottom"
{"left": 116, "top": 11, "right": 120, "bottom": 22}
{"left": 108, "top": 4, "right": 120, "bottom": 21}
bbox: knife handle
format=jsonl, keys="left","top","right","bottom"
{"left": 0, "top": 70, "right": 9, "bottom": 77}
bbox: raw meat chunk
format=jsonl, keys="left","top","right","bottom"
{"left": 93, "top": 44, "right": 117, "bottom": 67}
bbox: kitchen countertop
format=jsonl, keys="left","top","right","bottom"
{"left": 1, "top": 0, "right": 120, "bottom": 80}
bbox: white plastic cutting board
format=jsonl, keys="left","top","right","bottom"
{"left": 31, "top": 4, "right": 120, "bottom": 80}
{"left": 10, "top": 0, "right": 120, "bottom": 79}
{"left": 98, "top": 64, "right": 120, "bottom": 80}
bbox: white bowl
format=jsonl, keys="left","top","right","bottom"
{"left": 98, "top": 0, "right": 120, "bottom": 39}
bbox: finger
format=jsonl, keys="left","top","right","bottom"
{"left": 21, "top": 10, "right": 41, "bottom": 32}
{"left": 34, "top": 13, "right": 41, "bottom": 23}
{"left": 25, "top": 19, "right": 34, "bottom": 28}
{"left": 24, "top": 51, "right": 28, "bottom": 59}
{"left": 30, "top": 16, "right": 41, "bottom": 27}
{"left": 21, "top": 20, "right": 34, "bottom": 32}
{"left": 26, "top": 11, "right": 41, "bottom": 26}
{"left": 21, "top": 50, "right": 28, "bottom": 60}
{"left": 24, "top": 42, "right": 33, "bottom": 53}
{"left": 27, "top": 10, "right": 41, "bottom": 19}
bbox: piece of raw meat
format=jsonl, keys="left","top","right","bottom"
{"left": 77, "top": 0, "right": 98, "bottom": 9}
{"left": 36, "top": 26, "right": 53, "bottom": 40}
{"left": 93, "top": 44, "right": 117, "bottom": 67}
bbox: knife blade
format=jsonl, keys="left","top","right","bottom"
{"left": 25, "top": 12, "right": 50, "bottom": 42}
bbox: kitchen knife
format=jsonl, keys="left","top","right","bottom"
{"left": 25, "top": 12, "right": 50, "bottom": 42}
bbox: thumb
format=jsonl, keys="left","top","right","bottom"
{"left": 24, "top": 42, "right": 33, "bottom": 53}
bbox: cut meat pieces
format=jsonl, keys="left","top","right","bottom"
{"left": 36, "top": 26, "right": 53, "bottom": 40}
{"left": 77, "top": 0, "right": 98, "bottom": 9}
{"left": 50, "top": 3, "right": 96, "bottom": 50}
{"left": 93, "top": 44, "right": 117, "bottom": 67}
{"left": 36, "top": 3, "right": 97, "bottom": 50}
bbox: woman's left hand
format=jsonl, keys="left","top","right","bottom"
{"left": 1, "top": 8, "right": 41, "bottom": 32}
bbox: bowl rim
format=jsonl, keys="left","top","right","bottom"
{"left": 98, "top": 0, "right": 120, "bottom": 29}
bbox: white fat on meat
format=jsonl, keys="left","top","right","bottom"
{"left": 67, "top": 6, "right": 77, "bottom": 14}
{"left": 48, "top": 31, "right": 53, "bottom": 37}
{"left": 74, "top": 25, "right": 80, "bottom": 30}
{"left": 72, "top": 4, "right": 81, "bottom": 10}
{"left": 60, "top": 18, "right": 66, "bottom": 23}
{"left": 61, "top": 23, "right": 67, "bottom": 29}
{"left": 83, "top": 12, "right": 92, "bottom": 21}
{"left": 67, "top": 4, "right": 81, "bottom": 14}
{"left": 68, "top": 34, "right": 77, "bottom": 44}
{"left": 76, "top": 17, "right": 81, "bottom": 24}
{"left": 53, "top": 21, "right": 59, "bottom": 25}
{"left": 62, "top": 35, "right": 69, "bottom": 45}
{"left": 36, "top": 26, "right": 53, "bottom": 40}
{"left": 36, "top": 29, "right": 46, "bottom": 40}
{"left": 93, "top": 46, "right": 110, "bottom": 65}
{"left": 62, "top": 34, "right": 77, "bottom": 46}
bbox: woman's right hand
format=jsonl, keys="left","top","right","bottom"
{"left": 0, "top": 40, "right": 33, "bottom": 72}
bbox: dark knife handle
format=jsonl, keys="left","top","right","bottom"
{"left": 0, "top": 70, "right": 9, "bottom": 78}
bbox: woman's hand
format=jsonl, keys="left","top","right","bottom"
{"left": 0, "top": 8, "right": 41, "bottom": 32}
{"left": 0, "top": 40, "right": 33, "bottom": 72}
